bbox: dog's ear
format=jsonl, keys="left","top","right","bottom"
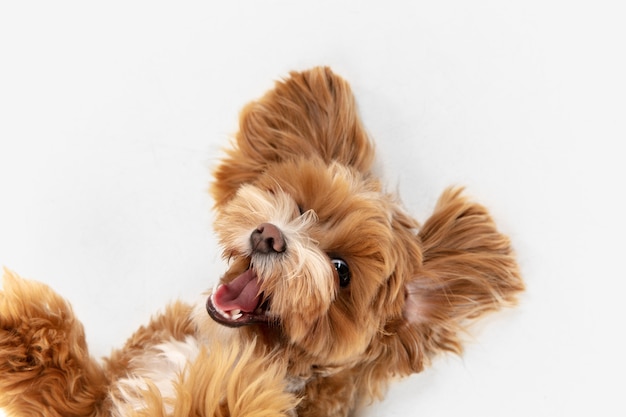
{"left": 391, "top": 188, "right": 524, "bottom": 373}
{"left": 212, "top": 67, "right": 374, "bottom": 207}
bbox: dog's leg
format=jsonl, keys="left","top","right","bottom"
{"left": 0, "top": 269, "right": 108, "bottom": 416}
{"left": 107, "top": 335, "right": 298, "bottom": 417}
{"left": 196, "top": 341, "right": 299, "bottom": 417}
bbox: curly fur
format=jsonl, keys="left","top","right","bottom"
{"left": 0, "top": 67, "right": 523, "bottom": 417}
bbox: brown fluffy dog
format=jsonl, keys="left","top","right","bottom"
{"left": 0, "top": 67, "right": 523, "bottom": 417}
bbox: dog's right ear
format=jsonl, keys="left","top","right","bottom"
{"left": 391, "top": 188, "right": 524, "bottom": 373}
{"left": 211, "top": 67, "right": 374, "bottom": 207}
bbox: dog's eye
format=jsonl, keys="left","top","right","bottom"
{"left": 332, "top": 259, "right": 350, "bottom": 287}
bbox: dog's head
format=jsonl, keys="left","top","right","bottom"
{"left": 207, "top": 68, "right": 523, "bottom": 383}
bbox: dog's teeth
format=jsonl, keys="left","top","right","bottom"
{"left": 209, "top": 285, "right": 246, "bottom": 321}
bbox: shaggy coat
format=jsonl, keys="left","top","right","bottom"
{"left": 0, "top": 67, "right": 524, "bottom": 417}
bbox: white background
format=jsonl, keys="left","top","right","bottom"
{"left": 1, "top": 1, "right": 624, "bottom": 416}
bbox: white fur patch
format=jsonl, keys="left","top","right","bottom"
{"left": 110, "top": 336, "right": 201, "bottom": 416}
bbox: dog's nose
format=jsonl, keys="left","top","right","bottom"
{"left": 250, "top": 223, "right": 286, "bottom": 254}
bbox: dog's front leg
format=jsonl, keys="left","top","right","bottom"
{"left": 0, "top": 270, "right": 108, "bottom": 416}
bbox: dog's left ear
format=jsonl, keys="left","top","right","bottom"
{"left": 212, "top": 67, "right": 374, "bottom": 207}
{"left": 388, "top": 188, "right": 524, "bottom": 374}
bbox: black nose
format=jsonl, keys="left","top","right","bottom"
{"left": 250, "top": 223, "right": 286, "bottom": 254}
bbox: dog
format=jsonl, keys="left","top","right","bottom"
{"left": 0, "top": 67, "right": 524, "bottom": 417}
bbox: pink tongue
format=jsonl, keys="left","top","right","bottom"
{"left": 213, "top": 269, "right": 261, "bottom": 313}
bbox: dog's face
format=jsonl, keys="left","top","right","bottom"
{"left": 208, "top": 155, "right": 414, "bottom": 364}
{"left": 206, "top": 67, "right": 523, "bottom": 379}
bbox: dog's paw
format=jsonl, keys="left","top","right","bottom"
{"left": 0, "top": 268, "right": 84, "bottom": 373}
{"left": 0, "top": 269, "right": 108, "bottom": 416}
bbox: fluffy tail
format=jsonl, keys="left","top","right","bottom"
{"left": 0, "top": 269, "right": 108, "bottom": 416}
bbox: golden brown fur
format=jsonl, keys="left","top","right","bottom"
{"left": 0, "top": 269, "right": 297, "bottom": 417}
{"left": 0, "top": 67, "right": 523, "bottom": 417}
{"left": 0, "top": 269, "right": 108, "bottom": 416}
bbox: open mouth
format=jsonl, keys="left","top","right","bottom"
{"left": 206, "top": 267, "right": 272, "bottom": 327}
